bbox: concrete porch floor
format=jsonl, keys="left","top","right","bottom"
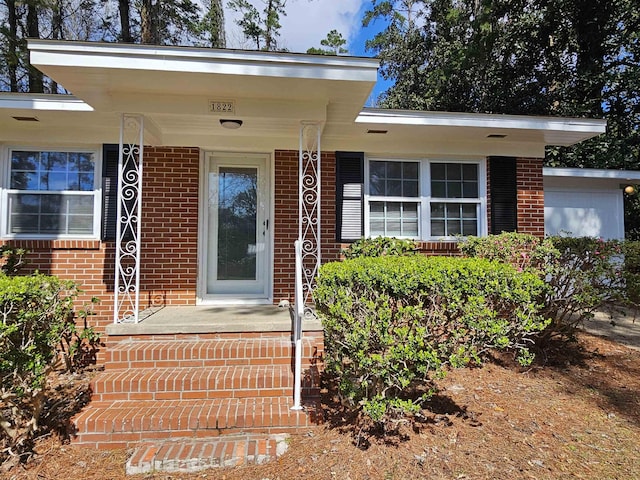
{"left": 106, "top": 305, "right": 323, "bottom": 336}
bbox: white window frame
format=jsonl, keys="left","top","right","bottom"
{"left": 364, "top": 157, "right": 488, "bottom": 241}
{"left": 1, "top": 146, "right": 102, "bottom": 240}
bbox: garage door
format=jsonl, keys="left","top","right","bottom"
{"left": 544, "top": 188, "right": 624, "bottom": 239}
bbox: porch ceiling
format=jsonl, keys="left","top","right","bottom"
{"left": 25, "top": 40, "right": 380, "bottom": 149}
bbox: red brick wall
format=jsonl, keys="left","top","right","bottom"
{"left": 516, "top": 158, "right": 545, "bottom": 237}
{"left": 139, "top": 147, "right": 199, "bottom": 307}
{"left": 273, "top": 150, "right": 341, "bottom": 303}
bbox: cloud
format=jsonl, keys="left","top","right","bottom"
{"left": 224, "top": 0, "right": 368, "bottom": 54}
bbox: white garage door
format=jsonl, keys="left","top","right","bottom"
{"left": 544, "top": 188, "right": 624, "bottom": 240}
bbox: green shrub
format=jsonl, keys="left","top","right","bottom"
{"left": 342, "top": 237, "right": 417, "bottom": 259}
{"left": 0, "top": 273, "right": 82, "bottom": 461}
{"left": 623, "top": 241, "right": 640, "bottom": 306}
{"left": 462, "top": 233, "right": 626, "bottom": 342}
{"left": 459, "top": 232, "right": 557, "bottom": 273}
{"left": 0, "top": 245, "right": 28, "bottom": 275}
{"left": 314, "top": 255, "right": 548, "bottom": 428}
{"left": 543, "top": 236, "right": 625, "bottom": 339}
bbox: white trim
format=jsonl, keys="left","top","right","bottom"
{"left": 543, "top": 167, "right": 640, "bottom": 180}
{"left": 358, "top": 108, "right": 607, "bottom": 134}
{"left": 364, "top": 156, "right": 487, "bottom": 241}
{"left": 28, "top": 40, "right": 379, "bottom": 83}
{"left": 0, "top": 93, "right": 94, "bottom": 111}
{"left": 0, "top": 145, "right": 102, "bottom": 240}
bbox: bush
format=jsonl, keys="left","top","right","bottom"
{"left": 314, "top": 255, "right": 548, "bottom": 429}
{"left": 0, "top": 245, "right": 28, "bottom": 276}
{"left": 462, "top": 233, "right": 626, "bottom": 342}
{"left": 543, "top": 236, "right": 624, "bottom": 340}
{"left": 342, "top": 237, "right": 417, "bottom": 259}
{"left": 459, "top": 232, "right": 557, "bottom": 273}
{"left": 0, "top": 273, "right": 82, "bottom": 462}
{"left": 623, "top": 241, "right": 640, "bottom": 306}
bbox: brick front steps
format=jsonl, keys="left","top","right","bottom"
{"left": 72, "top": 332, "right": 324, "bottom": 449}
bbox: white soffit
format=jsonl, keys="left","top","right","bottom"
{"left": 544, "top": 167, "right": 640, "bottom": 180}
{"left": 356, "top": 108, "right": 607, "bottom": 147}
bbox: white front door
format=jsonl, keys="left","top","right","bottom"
{"left": 201, "top": 153, "right": 270, "bottom": 301}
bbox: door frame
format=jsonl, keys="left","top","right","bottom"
{"left": 197, "top": 151, "right": 273, "bottom": 305}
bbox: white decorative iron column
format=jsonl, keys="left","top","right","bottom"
{"left": 113, "top": 114, "right": 144, "bottom": 323}
{"left": 298, "top": 121, "right": 322, "bottom": 307}
{"left": 292, "top": 121, "right": 321, "bottom": 410}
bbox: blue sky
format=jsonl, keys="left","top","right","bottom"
{"left": 224, "top": 0, "right": 392, "bottom": 105}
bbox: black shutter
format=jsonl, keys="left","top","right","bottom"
{"left": 336, "top": 151, "right": 364, "bottom": 242}
{"left": 489, "top": 156, "right": 518, "bottom": 233}
{"left": 101, "top": 144, "right": 119, "bottom": 241}
{"left": 102, "top": 144, "right": 136, "bottom": 242}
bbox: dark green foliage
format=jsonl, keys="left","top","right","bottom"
{"left": 314, "top": 255, "right": 548, "bottom": 427}
{"left": 341, "top": 237, "right": 417, "bottom": 259}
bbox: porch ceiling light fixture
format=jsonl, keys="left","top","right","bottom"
{"left": 220, "top": 119, "right": 243, "bottom": 129}
{"left": 624, "top": 184, "right": 636, "bottom": 195}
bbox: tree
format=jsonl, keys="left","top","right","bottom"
{"left": 365, "top": 1, "right": 640, "bottom": 165}
{"left": 306, "top": 29, "right": 348, "bottom": 55}
{"left": 229, "top": 0, "right": 287, "bottom": 51}
{"left": 198, "top": 0, "right": 226, "bottom": 48}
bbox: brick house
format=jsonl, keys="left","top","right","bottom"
{"left": 0, "top": 40, "right": 606, "bottom": 449}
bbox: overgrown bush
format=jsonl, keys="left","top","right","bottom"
{"left": 0, "top": 245, "right": 28, "bottom": 276}
{"left": 342, "top": 237, "right": 417, "bottom": 259}
{"left": 314, "top": 255, "right": 548, "bottom": 429}
{"left": 543, "top": 237, "right": 624, "bottom": 340}
{"left": 461, "top": 233, "right": 626, "bottom": 342}
{"left": 623, "top": 241, "right": 640, "bottom": 306}
{"left": 0, "top": 273, "right": 90, "bottom": 462}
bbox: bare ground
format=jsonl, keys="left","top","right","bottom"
{"left": 6, "top": 331, "right": 640, "bottom": 480}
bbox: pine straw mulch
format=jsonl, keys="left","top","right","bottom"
{"left": 6, "top": 331, "right": 640, "bottom": 480}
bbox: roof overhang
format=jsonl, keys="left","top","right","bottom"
{"left": 320, "top": 109, "right": 607, "bottom": 157}
{"left": 2, "top": 40, "right": 607, "bottom": 157}
{"left": 543, "top": 167, "right": 640, "bottom": 190}
{"left": 23, "top": 40, "right": 379, "bottom": 149}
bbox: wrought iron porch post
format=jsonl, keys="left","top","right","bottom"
{"left": 298, "top": 121, "right": 321, "bottom": 308}
{"left": 113, "top": 114, "right": 144, "bottom": 323}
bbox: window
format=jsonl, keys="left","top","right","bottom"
{"left": 4, "top": 149, "right": 101, "bottom": 238}
{"left": 366, "top": 158, "right": 485, "bottom": 239}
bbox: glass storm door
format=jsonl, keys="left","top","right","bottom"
{"left": 206, "top": 154, "right": 269, "bottom": 298}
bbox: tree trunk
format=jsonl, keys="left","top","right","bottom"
{"left": 6, "top": 0, "right": 19, "bottom": 92}
{"left": 27, "top": 0, "right": 44, "bottom": 93}
{"left": 140, "top": 0, "right": 159, "bottom": 44}
{"left": 118, "top": 0, "right": 133, "bottom": 43}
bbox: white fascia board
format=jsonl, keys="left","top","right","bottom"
{"left": 0, "top": 93, "right": 93, "bottom": 111}
{"left": 543, "top": 167, "right": 640, "bottom": 180}
{"left": 357, "top": 109, "right": 607, "bottom": 135}
{"left": 28, "top": 40, "right": 379, "bottom": 83}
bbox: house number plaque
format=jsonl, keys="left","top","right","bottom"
{"left": 208, "top": 100, "right": 235, "bottom": 114}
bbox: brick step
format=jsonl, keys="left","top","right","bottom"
{"left": 105, "top": 337, "right": 323, "bottom": 370}
{"left": 125, "top": 433, "right": 289, "bottom": 474}
{"left": 91, "top": 365, "right": 321, "bottom": 402}
{"left": 72, "top": 398, "right": 321, "bottom": 448}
